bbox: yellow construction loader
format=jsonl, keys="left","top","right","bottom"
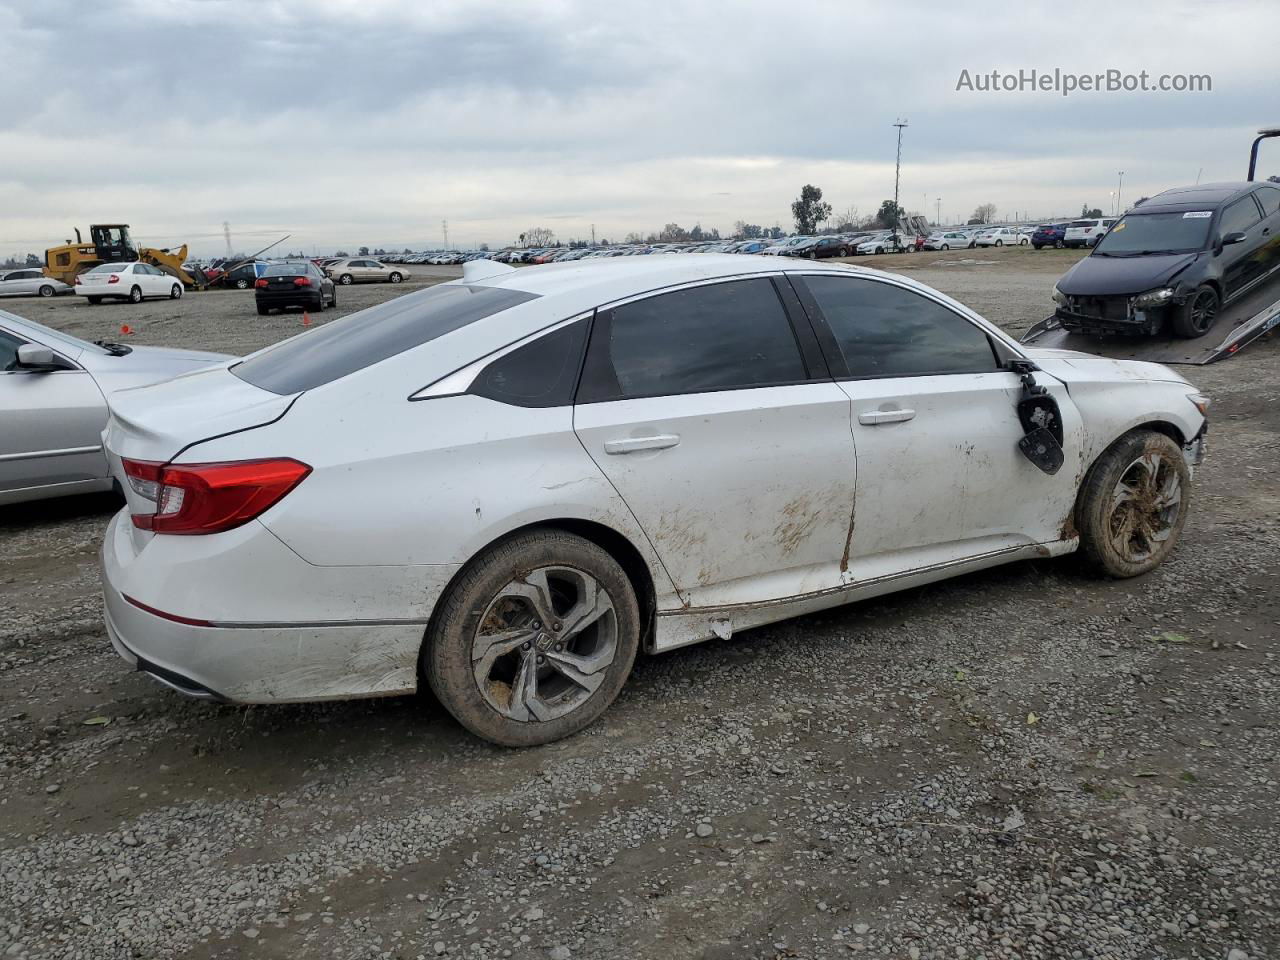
{"left": 43, "top": 225, "right": 208, "bottom": 289}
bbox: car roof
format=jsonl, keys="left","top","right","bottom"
{"left": 1138, "top": 181, "right": 1257, "bottom": 212}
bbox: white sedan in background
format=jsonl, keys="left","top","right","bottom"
{"left": 100, "top": 255, "right": 1207, "bottom": 746}
{"left": 974, "top": 226, "right": 1029, "bottom": 247}
{"left": 0, "top": 268, "right": 71, "bottom": 298}
{"left": 75, "top": 262, "right": 185, "bottom": 304}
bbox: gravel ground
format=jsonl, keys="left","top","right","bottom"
{"left": 1, "top": 248, "right": 1277, "bottom": 960}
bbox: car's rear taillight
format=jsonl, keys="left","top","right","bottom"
{"left": 254, "top": 278, "right": 268, "bottom": 288}
{"left": 292, "top": 277, "right": 312, "bottom": 287}
{"left": 107, "top": 274, "right": 120, "bottom": 284}
{"left": 75, "top": 274, "right": 83, "bottom": 284}
{"left": 121, "top": 458, "right": 311, "bottom": 535}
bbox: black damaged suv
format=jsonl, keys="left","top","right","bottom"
{"left": 1052, "top": 181, "right": 1280, "bottom": 338}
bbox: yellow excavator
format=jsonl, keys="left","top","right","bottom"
{"left": 43, "top": 224, "right": 208, "bottom": 289}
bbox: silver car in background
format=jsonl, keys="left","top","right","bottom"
{"left": 0, "top": 269, "right": 71, "bottom": 299}
{"left": 0, "top": 311, "right": 231, "bottom": 506}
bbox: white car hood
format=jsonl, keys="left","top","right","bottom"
{"left": 1023, "top": 347, "right": 1192, "bottom": 388}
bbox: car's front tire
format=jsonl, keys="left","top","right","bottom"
{"left": 389, "top": 271, "right": 403, "bottom": 283}
{"left": 424, "top": 530, "right": 641, "bottom": 747}
{"left": 1076, "top": 430, "right": 1191, "bottom": 579}
{"left": 1171, "top": 284, "right": 1219, "bottom": 338}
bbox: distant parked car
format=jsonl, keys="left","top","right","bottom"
{"left": 325, "top": 258, "right": 409, "bottom": 285}
{"left": 789, "top": 237, "right": 852, "bottom": 259}
{"left": 922, "top": 231, "right": 971, "bottom": 251}
{"left": 254, "top": 261, "right": 337, "bottom": 315}
{"left": 0, "top": 269, "right": 70, "bottom": 298}
{"left": 1063, "top": 219, "right": 1117, "bottom": 248}
{"left": 974, "top": 227, "right": 1026, "bottom": 247}
{"left": 855, "top": 233, "right": 910, "bottom": 255}
{"left": 74, "top": 262, "right": 184, "bottom": 304}
{"left": 1031, "top": 223, "right": 1070, "bottom": 249}
{"left": 0, "top": 310, "right": 229, "bottom": 506}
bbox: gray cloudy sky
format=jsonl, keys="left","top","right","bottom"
{"left": 3, "top": 0, "right": 1277, "bottom": 256}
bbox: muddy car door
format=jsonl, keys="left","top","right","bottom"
{"left": 793, "top": 273, "right": 1084, "bottom": 578}
{"left": 573, "top": 275, "right": 857, "bottom": 610}
{"left": 1217, "top": 193, "right": 1266, "bottom": 300}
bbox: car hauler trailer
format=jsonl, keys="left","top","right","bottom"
{"left": 1022, "top": 127, "right": 1280, "bottom": 365}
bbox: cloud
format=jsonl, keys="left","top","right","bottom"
{"left": 1, "top": 0, "right": 1276, "bottom": 254}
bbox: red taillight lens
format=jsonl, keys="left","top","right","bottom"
{"left": 254, "top": 278, "right": 268, "bottom": 288}
{"left": 122, "top": 457, "right": 311, "bottom": 535}
{"left": 107, "top": 274, "right": 120, "bottom": 284}
{"left": 292, "top": 277, "right": 312, "bottom": 287}
{"left": 75, "top": 274, "right": 83, "bottom": 284}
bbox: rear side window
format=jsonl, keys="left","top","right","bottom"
{"left": 232, "top": 283, "right": 539, "bottom": 394}
{"left": 577, "top": 278, "right": 807, "bottom": 402}
{"left": 802, "top": 276, "right": 998, "bottom": 379}
{"left": 470, "top": 318, "right": 589, "bottom": 407}
{"left": 1257, "top": 186, "right": 1280, "bottom": 217}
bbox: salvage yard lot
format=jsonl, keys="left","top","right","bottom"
{"left": 2, "top": 249, "right": 1278, "bottom": 960}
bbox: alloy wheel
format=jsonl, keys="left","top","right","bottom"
{"left": 1107, "top": 452, "right": 1183, "bottom": 564}
{"left": 471, "top": 566, "right": 618, "bottom": 722}
{"left": 1190, "top": 288, "right": 1218, "bottom": 333}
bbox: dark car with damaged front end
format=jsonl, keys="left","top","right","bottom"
{"left": 1051, "top": 181, "right": 1280, "bottom": 338}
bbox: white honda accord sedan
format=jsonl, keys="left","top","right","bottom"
{"left": 100, "top": 255, "right": 1208, "bottom": 746}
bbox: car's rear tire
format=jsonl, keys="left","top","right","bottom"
{"left": 1076, "top": 430, "right": 1191, "bottom": 579}
{"left": 1055, "top": 240, "right": 1064, "bottom": 249}
{"left": 389, "top": 272, "right": 403, "bottom": 283}
{"left": 994, "top": 239, "right": 1003, "bottom": 247}
{"left": 38, "top": 284, "right": 55, "bottom": 298}
{"left": 1171, "top": 284, "right": 1219, "bottom": 338}
{"left": 128, "top": 285, "right": 143, "bottom": 303}
{"left": 235, "top": 278, "right": 250, "bottom": 290}
{"left": 312, "top": 294, "right": 325, "bottom": 312}
{"left": 169, "top": 284, "right": 182, "bottom": 299}
{"left": 424, "top": 529, "right": 641, "bottom": 747}
{"left": 940, "top": 243, "right": 950, "bottom": 251}
{"left": 256, "top": 304, "right": 270, "bottom": 316}
{"left": 87, "top": 296, "right": 102, "bottom": 305}
{"left": 329, "top": 289, "right": 338, "bottom": 308}
{"left": 339, "top": 273, "right": 353, "bottom": 285}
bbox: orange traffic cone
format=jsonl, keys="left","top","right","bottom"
{"left": 119, "top": 324, "right": 133, "bottom": 335}
{"left": 302, "top": 311, "right": 311, "bottom": 326}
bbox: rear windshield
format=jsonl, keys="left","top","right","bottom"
{"left": 1069, "top": 220, "right": 1098, "bottom": 228}
{"left": 1092, "top": 211, "right": 1212, "bottom": 255}
{"left": 88, "top": 263, "right": 128, "bottom": 273}
{"left": 262, "top": 262, "right": 310, "bottom": 277}
{"left": 231, "top": 283, "right": 539, "bottom": 394}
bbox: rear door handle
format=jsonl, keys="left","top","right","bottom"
{"left": 858, "top": 408, "right": 916, "bottom": 425}
{"left": 604, "top": 434, "right": 681, "bottom": 454}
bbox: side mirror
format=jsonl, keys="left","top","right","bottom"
{"left": 16, "top": 343, "right": 66, "bottom": 371}
{"left": 1222, "top": 231, "right": 1247, "bottom": 246}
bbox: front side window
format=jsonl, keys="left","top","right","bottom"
{"left": 233, "top": 283, "right": 540, "bottom": 394}
{"left": 577, "top": 278, "right": 807, "bottom": 402}
{"left": 0, "top": 330, "right": 24, "bottom": 371}
{"left": 802, "top": 275, "right": 998, "bottom": 379}
{"left": 1220, "top": 196, "right": 1262, "bottom": 235}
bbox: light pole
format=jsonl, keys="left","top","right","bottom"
{"left": 893, "top": 119, "right": 908, "bottom": 243}
{"left": 936, "top": 197, "right": 942, "bottom": 226}
{"left": 1116, "top": 171, "right": 1125, "bottom": 215}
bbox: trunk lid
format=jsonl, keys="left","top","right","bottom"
{"left": 103, "top": 365, "right": 298, "bottom": 550}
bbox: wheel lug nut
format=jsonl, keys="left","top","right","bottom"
{"left": 552, "top": 622, "right": 562, "bottom": 631}
{"left": 521, "top": 642, "right": 531, "bottom": 650}
{"left": 531, "top": 621, "right": 541, "bottom": 629}
{"left": 536, "top": 655, "right": 546, "bottom": 665}
{"left": 554, "top": 643, "right": 563, "bottom": 652}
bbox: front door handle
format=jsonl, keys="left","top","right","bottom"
{"left": 604, "top": 434, "right": 681, "bottom": 454}
{"left": 858, "top": 408, "right": 916, "bottom": 425}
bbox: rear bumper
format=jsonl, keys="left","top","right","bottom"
{"left": 255, "top": 290, "right": 321, "bottom": 307}
{"left": 99, "top": 510, "right": 458, "bottom": 703}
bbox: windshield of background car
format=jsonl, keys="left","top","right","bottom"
{"left": 1092, "top": 211, "right": 1212, "bottom": 255}
{"left": 262, "top": 263, "right": 311, "bottom": 277}
{"left": 231, "top": 283, "right": 540, "bottom": 394}
{"left": 88, "top": 263, "right": 128, "bottom": 273}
